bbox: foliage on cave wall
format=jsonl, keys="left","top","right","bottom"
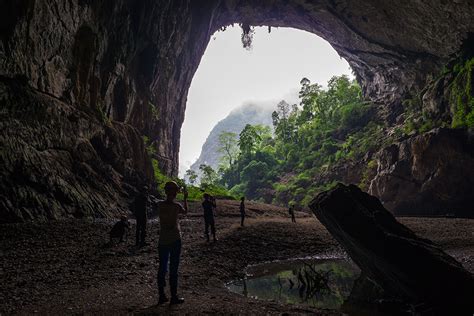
{"left": 450, "top": 57, "right": 474, "bottom": 128}
{"left": 401, "top": 55, "right": 474, "bottom": 135}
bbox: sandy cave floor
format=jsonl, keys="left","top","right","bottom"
{"left": 0, "top": 200, "right": 473, "bottom": 315}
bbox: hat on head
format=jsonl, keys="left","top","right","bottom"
{"left": 164, "top": 181, "right": 179, "bottom": 192}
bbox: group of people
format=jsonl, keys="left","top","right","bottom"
{"left": 109, "top": 182, "right": 295, "bottom": 306}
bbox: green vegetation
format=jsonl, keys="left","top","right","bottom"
{"left": 144, "top": 56, "right": 474, "bottom": 207}
{"left": 93, "top": 102, "right": 110, "bottom": 125}
{"left": 359, "top": 159, "right": 377, "bottom": 192}
{"left": 142, "top": 133, "right": 235, "bottom": 200}
{"left": 216, "top": 75, "right": 385, "bottom": 207}
{"left": 218, "top": 131, "right": 239, "bottom": 168}
{"left": 402, "top": 56, "right": 474, "bottom": 134}
{"left": 149, "top": 159, "right": 234, "bottom": 201}
{"left": 213, "top": 58, "right": 474, "bottom": 207}
{"left": 401, "top": 91, "right": 445, "bottom": 135}
{"left": 449, "top": 57, "right": 474, "bottom": 128}
{"left": 148, "top": 101, "right": 160, "bottom": 121}
{"left": 142, "top": 135, "right": 157, "bottom": 156}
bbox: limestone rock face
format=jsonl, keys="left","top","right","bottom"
{"left": 310, "top": 184, "right": 474, "bottom": 313}
{"left": 1, "top": 0, "right": 219, "bottom": 176}
{"left": 0, "top": 77, "right": 153, "bottom": 222}
{"left": 2, "top": 0, "right": 474, "bottom": 220}
{"left": 369, "top": 128, "right": 474, "bottom": 217}
{"left": 1, "top": 1, "right": 216, "bottom": 220}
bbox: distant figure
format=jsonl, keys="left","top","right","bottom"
{"left": 202, "top": 193, "right": 217, "bottom": 242}
{"left": 132, "top": 186, "right": 148, "bottom": 247}
{"left": 240, "top": 197, "right": 246, "bottom": 227}
{"left": 157, "top": 181, "right": 188, "bottom": 305}
{"left": 109, "top": 215, "right": 130, "bottom": 243}
{"left": 289, "top": 206, "right": 296, "bottom": 223}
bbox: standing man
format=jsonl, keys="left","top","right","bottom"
{"left": 133, "top": 185, "right": 148, "bottom": 247}
{"left": 289, "top": 205, "right": 296, "bottom": 223}
{"left": 240, "top": 196, "right": 246, "bottom": 227}
{"left": 202, "top": 193, "right": 217, "bottom": 242}
{"left": 157, "top": 181, "right": 188, "bottom": 305}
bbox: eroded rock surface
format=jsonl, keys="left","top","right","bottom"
{"left": 310, "top": 183, "right": 474, "bottom": 314}
{"left": 0, "top": 77, "right": 152, "bottom": 222}
{"left": 370, "top": 128, "right": 474, "bottom": 217}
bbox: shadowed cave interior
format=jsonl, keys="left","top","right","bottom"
{"left": 1, "top": 1, "right": 473, "bottom": 314}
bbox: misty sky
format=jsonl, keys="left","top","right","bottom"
{"left": 179, "top": 26, "right": 353, "bottom": 174}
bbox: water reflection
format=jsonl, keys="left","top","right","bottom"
{"left": 227, "top": 258, "right": 360, "bottom": 310}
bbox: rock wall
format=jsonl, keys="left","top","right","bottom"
{"left": 370, "top": 128, "right": 474, "bottom": 217}
{"left": 1, "top": 0, "right": 218, "bottom": 176}
{"left": 2, "top": 0, "right": 474, "bottom": 220}
{"left": 0, "top": 0, "right": 217, "bottom": 221}
{"left": 0, "top": 77, "right": 153, "bottom": 222}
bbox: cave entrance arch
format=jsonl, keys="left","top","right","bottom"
{"left": 180, "top": 26, "right": 353, "bottom": 175}
{"left": 165, "top": 0, "right": 468, "bottom": 175}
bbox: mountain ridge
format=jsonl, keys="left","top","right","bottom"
{"left": 189, "top": 102, "right": 276, "bottom": 174}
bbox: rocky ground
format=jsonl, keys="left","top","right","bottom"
{"left": 0, "top": 200, "right": 472, "bottom": 315}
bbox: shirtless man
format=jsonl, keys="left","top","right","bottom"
{"left": 156, "top": 181, "right": 188, "bottom": 305}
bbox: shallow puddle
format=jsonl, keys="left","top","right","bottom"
{"left": 227, "top": 257, "right": 360, "bottom": 310}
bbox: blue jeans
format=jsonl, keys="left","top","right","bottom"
{"left": 157, "top": 239, "right": 181, "bottom": 297}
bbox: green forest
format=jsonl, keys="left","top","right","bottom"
{"left": 216, "top": 75, "right": 385, "bottom": 206}
{"left": 161, "top": 55, "right": 474, "bottom": 207}
{"left": 181, "top": 75, "right": 387, "bottom": 206}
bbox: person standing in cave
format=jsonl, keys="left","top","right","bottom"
{"left": 202, "top": 193, "right": 217, "bottom": 242}
{"left": 289, "top": 205, "right": 296, "bottom": 223}
{"left": 133, "top": 185, "right": 148, "bottom": 247}
{"left": 239, "top": 196, "right": 246, "bottom": 227}
{"left": 156, "top": 181, "right": 188, "bottom": 305}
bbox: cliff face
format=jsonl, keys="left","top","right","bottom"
{"left": 190, "top": 103, "right": 274, "bottom": 174}
{"left": 370, "top": 128, "right": 474, "bottom": 217}
{"left": 2, "top": 0, "right": 474, "bottom": 221}
{"left": 1, "top": 0, "right": 216, "bottom": 221}
{"left": 1, "top": 0, "right": 216, "bottom": 175}
{"left": 1, "top": 77, "right": 152, "bottom": 221}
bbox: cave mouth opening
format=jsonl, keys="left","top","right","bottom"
{"left": 179, "top": 25, "right": 354, "bottom": 177}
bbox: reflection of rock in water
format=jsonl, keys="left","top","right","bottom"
{"left": 294, "top": 262, "right": 331, "bottom": 302}
{"left": 310, "top": 184, "right": 474, "bottom": 315}
{"left": 227, "top": 258, "right": 359, "bottom": 310}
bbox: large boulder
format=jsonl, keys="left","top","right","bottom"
{"left": 369, "top": 128, "right": 474, "bottom": 217}
{"left": 309, "top": 183, "right": 474, "bottom": 314}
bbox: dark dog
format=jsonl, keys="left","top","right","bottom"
{"left": 110, "top": 216, "right": 130, "bottom": 243}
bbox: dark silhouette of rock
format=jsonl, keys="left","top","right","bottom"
{"left": 370, "top": 128, "right": 474, "bottom": 218}
{"left": 309, "top": 183, "right": 474, "bottom": 314}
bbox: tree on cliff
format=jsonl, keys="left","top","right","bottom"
{"left": 185, "top": 169, "right": 198, "bottom": 185}
{"left": 238, "top": 124, "right": 272, "bottom": 157}
{"left": 199, "top": 164, "right": 218, "bottom": 186}
{"left": 218, "top": 131, "right": 239, "bottom": 167}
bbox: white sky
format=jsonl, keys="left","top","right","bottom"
{"left": 179, "top": 26, "right": 353, "bottom": 174}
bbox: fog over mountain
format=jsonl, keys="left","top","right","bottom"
{"left": 188, "top": 100, "right": 282, "bottom": 175}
